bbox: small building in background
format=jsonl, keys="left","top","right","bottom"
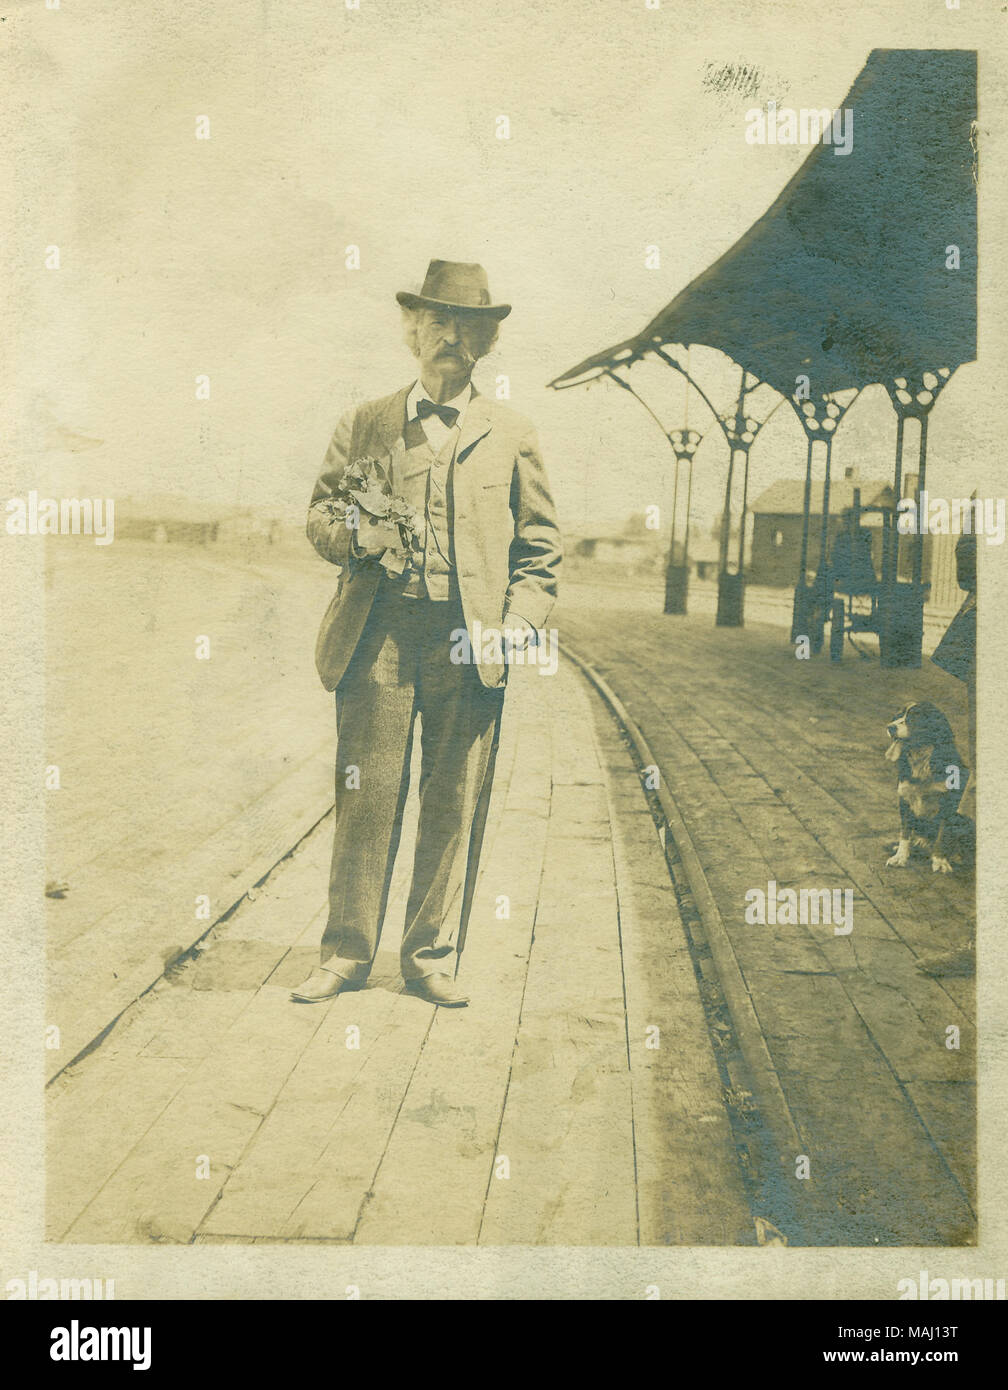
{"left": 567, "top": 520, "right": 731, "bottom": 584}
{"left": 748, "top": 470, "right": 893, "bottom": 588}
{"left": 746, "top": 469, "right": 967, "bottom": 617}
{"left": 687, "top": 534, "right": 721, "bottom": 580}
{"left": 116, "top": 496, "right": 289, "bottom": 554}
{"left": 116, "top": 495, "right": 221, "bottom": 545}
{"left": 566, "top": 513, "right": 664, "bottom": 579}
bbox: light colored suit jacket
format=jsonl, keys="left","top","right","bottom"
{"left": 308, "top": 384, "right": 563, "bottom": 691}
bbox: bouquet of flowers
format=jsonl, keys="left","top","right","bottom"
{"left": 321, "top": 455, "right": 423, "bottom": 576}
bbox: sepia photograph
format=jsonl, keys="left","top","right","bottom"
{"left": 3, "top": 0, "right": 1007, "bottom": 1325}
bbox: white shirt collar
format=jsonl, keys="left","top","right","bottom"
{"left": 407, "top": 379, "right": 473, "bottom": 424}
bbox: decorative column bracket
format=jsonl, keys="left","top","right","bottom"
{"left": 712, "top": 374, "right": 782, "bottom": 626}
{"left": 883, "top": 367, "right": 954, "bottom": 584}
{"left": 666, "top": 426, "right": 703, "bottom": 559}
{"left": 603, "top": 370, "right": 701, "bottom": 614}
{"left": 664, "top": 427, "right": 703, "bottom": 612}
{"left": 788, "top": 388, "right": 860, "bottom": 647}
{"left": 648, "top": 343, "right": 784, "bottom": 626}
{"left": 879, "top": 366, "right": 954, "bottom": 668}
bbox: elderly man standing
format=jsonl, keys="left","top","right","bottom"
{"left": 292, "top": 261, "right": 562, "bottom": 1007}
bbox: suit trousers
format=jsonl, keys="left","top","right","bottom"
{"left": 320, "top": 577, "right": 505, "bottom": 982}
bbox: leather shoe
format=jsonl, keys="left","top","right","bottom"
{"left": 290, "top": 967, "right": 360, "bottom": 1002}
{"left": 404, "top": 973, "right": 469, "bottom": 1007}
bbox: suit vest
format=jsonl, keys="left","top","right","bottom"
{"left": 397, "top": 413, "right": 459, "bottom": 600}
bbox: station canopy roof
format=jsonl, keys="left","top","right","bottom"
{"left": 550, "top": 49, "right": 976, "bottom": 398}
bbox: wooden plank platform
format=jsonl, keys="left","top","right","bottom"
{"left": 47, "top": 660, "right": 752, "bottom": 1247}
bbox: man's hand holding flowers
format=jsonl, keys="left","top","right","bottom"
{"left": 321, "top": 456, "right": 423, "bottom": 574}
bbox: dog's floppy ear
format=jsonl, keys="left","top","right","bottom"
{"left": 885, "top": 703, "right": 910, "bottom": 761}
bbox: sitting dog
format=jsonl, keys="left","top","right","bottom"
{"left": 884, "top": 701, "right": 974, "bottom": 875}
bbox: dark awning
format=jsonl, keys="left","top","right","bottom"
{"left": 551, "top": 49, "right": 976, "bottom": 396}
{"left": 548, "top": 336, "right": 648, "bottom": 389}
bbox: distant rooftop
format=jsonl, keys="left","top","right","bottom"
{"left": 750, "top": 478, "right": 894, "bottom": 517}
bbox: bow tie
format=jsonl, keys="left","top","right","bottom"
{"left": 416, "top": 398, "right": 460, "bottom": 428}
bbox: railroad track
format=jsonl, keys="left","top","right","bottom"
{"left": 564, "top": 641, "right": 814, "bottom": 1246}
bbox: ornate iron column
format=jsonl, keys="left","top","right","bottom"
{"left": 879, "top": 367, "right": 954, "bottom": 667}
{"left": 650, "top": 347, "right": 782, "bottom": 627}
{"left": 713, "top": 375, "right": 781, "bottom": 627}
{"left": 716, "top": 402, "right": 751, "bottom": 627}
{"left": 788, "top": 389, "right": 860, "bottom": 651}
{"left": 603, "top": 368, "right": 703, "bottom": 616}
{"left": 664, "top": 428, "right": 703, "bottom": 613}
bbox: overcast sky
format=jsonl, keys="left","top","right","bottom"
{"left": 11, "top": 0, "right": 1000, "bottom": 536}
